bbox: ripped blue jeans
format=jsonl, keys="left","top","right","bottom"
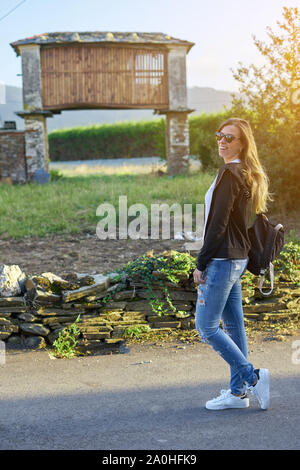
{"left": 195, "top": 257, "right": 257, "bottom": 395}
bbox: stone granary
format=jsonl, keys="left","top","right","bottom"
{"left": 8, "top": 31, "right": 194, "bottom": 181}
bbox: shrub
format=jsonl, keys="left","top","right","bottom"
{"left": 48, "top": 119, "right": 166, "bottom": 161}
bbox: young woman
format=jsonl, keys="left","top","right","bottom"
{"left": 193, "top": 117, "right": 272, "bottom": 410}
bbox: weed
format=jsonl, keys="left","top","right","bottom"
{"left": 50, "top": 315, "right": 81, "bottom": 359}
{"left": 124, "top": 325, "right": 151, "bottom": 339}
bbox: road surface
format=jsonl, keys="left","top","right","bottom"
{"left": 0, "top": 335, "right": 299, "bottom": 450}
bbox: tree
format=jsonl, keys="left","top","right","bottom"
{"left": 230, "top": 7, "right": 300, "bottom": 212}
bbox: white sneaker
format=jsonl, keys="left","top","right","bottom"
{"left": 248, "top": 368, "right": 270, "bottom": 410}
{"left": 205, "top": 389, "right": 249, "bottom": 410}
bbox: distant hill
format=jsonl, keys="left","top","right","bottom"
{"left": 188, "top": 86, "right": 237, "bottom": 113}
{"left": 0, "top": 84, "right": 238, "bottom": 132}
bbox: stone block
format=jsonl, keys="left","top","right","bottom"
{"left": 82, "top": 331, "right": 111, "bottom": 340}
{"left": 243, "top": 302, "right": 287, "bottom": 313}
{"left": 35, "top": 307, "right": 85, "bottom": 316}
{"left": 125, "top": 300, "right": 153, "bottom": 311}
{"left": 150, "top": 321, "right": 181, "bottom": 329}
{"left": 24, "top": 336, "right": 47, "bottom": 349}
{"left": 98, "top": 312, "right": 123, "bottom": 322}
{"left": 62, "top": 274, "right": 110, "bottom": 302}
{"left": 147, "top": 315, "right": 176, "bottom": 322}
{"left": 167, "top": 290, "right": 196, "bottom": 301}
{"left": 0, "top": 297, "right": 26, "bottom": 307}
{"left": 122, "top": 312, "right": 147, "bottom": 321}
{"left": 104, "top": 338, "right": 125, "bottom": 345}
{"left": 18, "top": 312, "right": 38, "bottom": 322}
{"left": 114, "top": 289, "right": 138, "bottom": 300}
{"left": 0, "top": 264, "right": 26, "bottom": 297}
{"left": 102, "top": 301, "right": 127, "bottom": 310}
{"left": 0, "top": 317, "right": 19, "bottom": 340}
{"left": 19, "top": 322, "right": 50, "bottom": 336}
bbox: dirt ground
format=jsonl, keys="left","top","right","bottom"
{"left": 0, "top": 233, "right": 187, "bottom": 277}
{"left": 1, "top": 210, "right": 299, "bottom": 278}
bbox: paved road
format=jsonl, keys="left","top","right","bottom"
{"left": 50, "top": 157, "right": 164, "bottom": 168}
{"left": 0, "top": 335, "right": 299, "bottom": 450}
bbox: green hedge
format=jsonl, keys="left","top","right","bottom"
{"left": 48, "top": 119, "right": 166, "bottom": 161}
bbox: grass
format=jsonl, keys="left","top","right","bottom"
{"left": 49, "top": 160, "right": 168, "bottom": 177}
{"left": 0, "top": 163, "right": 213, "bottom": 238}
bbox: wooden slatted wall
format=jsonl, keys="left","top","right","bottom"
{"left": 41, "top": 44, "right": 169, "bottom": 109}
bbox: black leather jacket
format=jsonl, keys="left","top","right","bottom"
{"left": 196, "top": 162, "right": 252, "bottom": 272}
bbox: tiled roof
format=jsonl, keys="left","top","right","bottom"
{"left": 11, "top": 31, "right": 194, "bottom": 55}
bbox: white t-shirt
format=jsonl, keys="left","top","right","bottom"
{"left": 202, "top": 158, "right": 241, "bottom": 260}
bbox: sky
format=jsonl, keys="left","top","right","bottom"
{"left": 0, "top": 0, "right": 298, "bottom": 92}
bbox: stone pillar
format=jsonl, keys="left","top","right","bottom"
{"left": 165, "top": 111, "right": 190, "bottom": 175}
{"left": 158, "top": 46, "right": 193, "bottom": 175}
{"left": 19, "top": 44, "right": 43, "bottom": 111}
{"left": 17, "top": 45, "right": 52, "bottom": 181}
{"left": 17, "top": 111, "right": 52, "bottom": 181}
{"left": 167, "top": 46, "right": 188, "bottom": 111}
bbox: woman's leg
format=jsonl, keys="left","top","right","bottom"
{"left": 195, "top": 258, "right": 257, "bottom": 388}
{"left": 221, "top": 278, "right": 248, "bottom": 396}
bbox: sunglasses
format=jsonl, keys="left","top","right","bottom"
{"left": 215, "top": 131, "right": 239, "bottom": 144}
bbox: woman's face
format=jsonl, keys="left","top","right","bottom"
{"left": 217, "top": 124, "right": 243, "bottom": 163}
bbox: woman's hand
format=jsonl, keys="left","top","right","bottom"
{"left": 193, "top": 268, "right": 207, "bottom": 285}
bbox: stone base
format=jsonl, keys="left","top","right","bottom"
{"left": 158, "top": 110, "right": 193, "bottom": 176}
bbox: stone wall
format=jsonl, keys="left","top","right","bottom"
{"left": 0, "top": 263, "right": 299, "bottom": 353}
{"left": 0, "top": 130, "right": 27, "bottom": 183}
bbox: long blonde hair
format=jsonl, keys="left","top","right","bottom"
{"left": 218, "top": 117, "right": 273, "bottom": 214}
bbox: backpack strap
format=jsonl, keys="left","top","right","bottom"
{"left": 259, "top": 261, "right": 274, "bottom": 296}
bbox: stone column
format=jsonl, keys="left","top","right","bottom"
{"left": 167, "top": 46, "right": 188, "bottom": 111}
{"left": 165, "top": 111, "right": 190, "bottom": 175}
{"left": 17, "top": 45, "right": 52, "bottom": 181}
{"left": 17, "top": 111, "right": 52, "bottom": 181}
{"left": 19, "top": 44, "right": 43, "bottom": 111}
{"left": 159, "top": 46, "right": 193, "bottom": 175}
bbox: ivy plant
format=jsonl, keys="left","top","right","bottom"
{"left": 114, "top": 250, "right": 196, "bottom": 317}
